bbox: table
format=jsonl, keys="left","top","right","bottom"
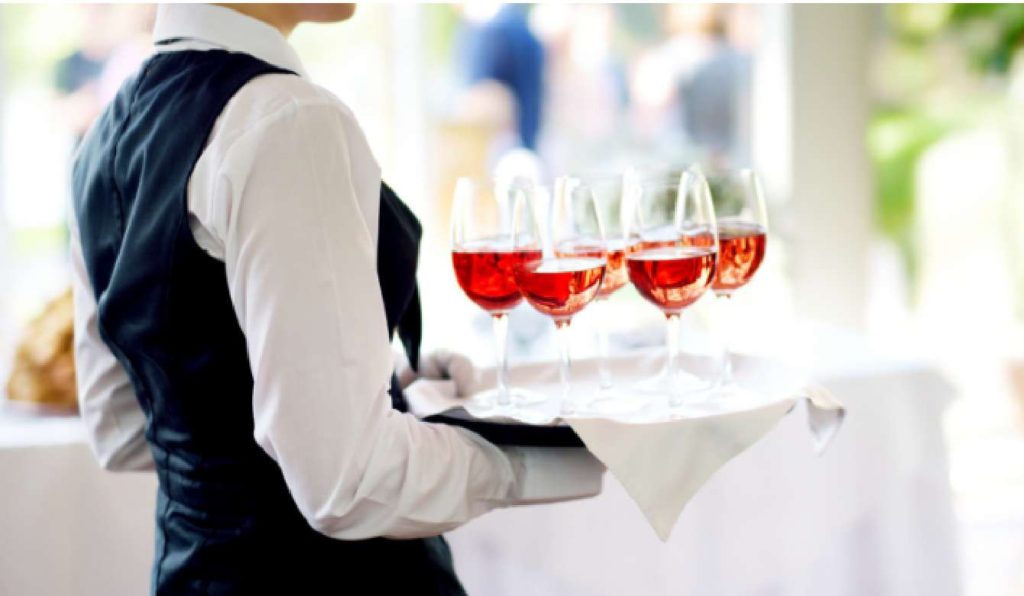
{"left": 0, "top": 430, "right": 155, "bottom": 596}
{"left": 0, "top": 326, "right": 962, "bottom": 595}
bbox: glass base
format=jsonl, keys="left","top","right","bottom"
{"left": 468, "top": 387, "right": 548, "bottom": 411}
{"left": 634, "top": 367, "right": 715, "bottom": 408}
{"left": 714, "top": 375, "right": 738, "bottom": 394}
{"left": 572, "top": 386, "right": 646, "bottom": 417}
{"left": 710, "top": 380, "right": 761, "bottom": 406}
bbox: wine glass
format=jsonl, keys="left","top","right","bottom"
{"left": 626, "top": 168, "right": 719, "bottom": 407}
{"left": 706, "top": 168, "right": 769, "bottom": 389}
{"left": 451, "top": 176, "right": 543, "bottom": 410}
{"left": 514, "top": 177, "right": 606, "bottom": 415}
{"left": 553, "top": 173, "right": 636, "bottom": 405}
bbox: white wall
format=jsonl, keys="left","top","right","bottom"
{"left": 0, "top": 9, "right": 12, "bottom": 371}
{"left": 754, "top": 5, "right": 875, "bottom": 331}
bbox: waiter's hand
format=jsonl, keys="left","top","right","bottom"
{"left": 396, "top": 349, "right": 477, "bottom": 396}
{"left": 399, "top": 350, "right": 608, "bottom": 503}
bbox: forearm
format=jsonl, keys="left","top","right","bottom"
{"left": 225, "top": 102, "right": 543, "bottom": 539}
{"left": 69, "top": 206, "right": 154, "bottom": 472}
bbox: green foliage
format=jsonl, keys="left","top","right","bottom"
{"left": 885, "top": 4, "right": 954, "bottom": 42}
{"left": 705, "top": 174, "right": 746, "bottom": 219}
{"left": 869, "top": 111, "right": 958, "bottom": 236}
{"left": 868, "top": 110, "right": 953, "bottom": 296}
{"left": 0, "top": 5, "right": 84, "bottom": 88}
{"left": 423, "top": 5, "right": 460, "bottom": 65}
{"left": 872, "top": 4, "right": 1024, "bottom": 300}
{"left": 886, "top": 3, "right": 1024, "bottom": 73}
{"left": 948, "top": 3, "right": 1024, "bottom": 73}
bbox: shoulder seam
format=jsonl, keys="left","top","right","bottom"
{"left": 214, "top": 98, "right": 349, "bottom": 175}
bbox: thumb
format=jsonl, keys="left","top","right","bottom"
{"left": 417, "top": 349, "right": 452, "bottom": 380}
{"left": 445, "top": 352, "right": 479, "bottom": 397}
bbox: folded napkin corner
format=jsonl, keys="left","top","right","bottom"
{"left": 801, "top": 384, "right": 846, "bottom": 456}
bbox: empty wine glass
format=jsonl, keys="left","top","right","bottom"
{"left": 514, "top": 177, "right": 606, "bottom": 415}
{"left": 451, "top": 176, "right": 543, "bottom": 410}
{"left": 706, "top": 168, "right": 769, "bottom": 389}
{"left": 626, "top": 168, "right": 719, "bottom": 408}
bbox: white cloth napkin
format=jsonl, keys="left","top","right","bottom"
{"left": 404, "top": 349, "right": 844, "bottom": 541}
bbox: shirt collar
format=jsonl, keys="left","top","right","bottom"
{"left": 153, "top": 4, "right": 308, "bottom": 78}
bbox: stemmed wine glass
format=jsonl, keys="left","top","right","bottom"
{"left": 553, "top": 173, "right": 636, "bottom": 406}
{"left": 706, "top": 169, "right": 769, "bottom": 389}
{"left": 626, "top": 168, "right": 719, "bottom": 407}
{"left": 451, "top": 176, "right": 543, "bottom": 410}
{"left": 513, "top": 177, "right": 607, "bottom": 415}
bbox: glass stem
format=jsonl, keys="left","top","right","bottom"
{"left": 492, "top": 312, "right": 511, "bottom": 406}
{"left": 717, "top": 294, "right": 734, "bottom": 387}
{"left": 595, "top": 299, "right": 612, "bottom": 390}
{"left": 556, "top": 319, "right": 574, "bottom": 415}
{"left": 665, "top": 313, "right": 683, "bottom": 407}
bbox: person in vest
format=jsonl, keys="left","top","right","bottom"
{"left": 70, "top": 4, "right": 602, "bottom": 594}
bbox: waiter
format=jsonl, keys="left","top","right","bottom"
{"left": 70, "top": 4, "right": 601, "bottom": 594}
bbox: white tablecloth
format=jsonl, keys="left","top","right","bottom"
{"left": 0, "top": 438, "right": 155, "bottom": 596}
{"left": 447, "top": 366, "right": 960, "bottom": 595}
{"left": 0, "top": 330, "right": 961, "bottom": 596}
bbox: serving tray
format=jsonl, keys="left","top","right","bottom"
{"left": 424, "top": 407, "right": 584, "bottom": 447}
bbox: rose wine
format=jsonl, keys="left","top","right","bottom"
{"left": 555, "top": 238, "right": 632, "bottom": 298}
{"left": 681, "top": 228, "right": 716, "bottom": 250}
{"left": 627, "top": 247, "right": 717, "bottom": 313}
{"left": 452, "top": 239, "right": 543, "bottom": 313}
{"left": 598, "top": 241, "right": 630, "bottom": 298}
{"left": 712, "top": 221, "right": 766, "bottom": 294}
{"left": 514, "top": 257, "right": 606, "bottom": 323}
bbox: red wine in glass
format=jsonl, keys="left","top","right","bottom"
{"left": 514, "top": 257, "right": 606, "bottom": 322}
{"left": 627, "top": 246, "right": 717, "bottom": 314}
{"left": 711, "top": 221, "right": 766, "bottom": 294}
{"left": 627, "top": 168, "right": 719, "bottom": 407}
{"left": 703, "top": 169, "right": 770, "bottom": 390}
{"left": 599, "top": 240, "right": 631, "bottom": 298}
{"left": 450, "top": 175, "right": 543, "bottom": 410}
{"left": 554, "top": 238, "right": 631, "bottom": 298}
{"left": 453, "top": 239, "right": 544, "bottom": 313}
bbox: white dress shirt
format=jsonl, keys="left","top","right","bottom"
{"left": 71, "top": 4, "right": 601, "bottom": 541}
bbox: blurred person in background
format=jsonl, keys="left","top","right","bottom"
{"left": 14, "top": 6, "right": 156, "bottom": 415}
{"left": 53, "top": 5, "right": 153, "bottom": 146}
{"left": 70, "top": 3, "right": 600, "bottom": 594}
{"left": 95, "top": 5, "right": 155, "bottom": 104}
{"left": 627, "top": 4, "right": 753, "bottom": 168}
{"left": 675, "top": 4, "right": 753, "bottom": 168}
{"left": 458, "top": 3, "right": 544, "bottom": 154}
{"left": 53, "top": 5, "right": 113, "bottom": 146}
{"left": 532, "top": 3, "right": 629, "bottom": 175}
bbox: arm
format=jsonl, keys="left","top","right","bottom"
{"left": 215, "top": 100, "right": 599, "bottom": 540}
{"left": 69, "top": 207, "right": 154, "bottom": 472}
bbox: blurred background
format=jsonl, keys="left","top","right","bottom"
{"left": 1, "top": 4, "right": 1022, "bottom": 595}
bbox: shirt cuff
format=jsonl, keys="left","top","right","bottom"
{"left": 502, "top": 446, "right": 605, "bottom": 504}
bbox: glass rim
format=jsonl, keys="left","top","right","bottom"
{"left": 563, "top": 171, "right": 625, "bottom": 184}
{"left": 454, "top": 173, "right": 540, "bottom": 190}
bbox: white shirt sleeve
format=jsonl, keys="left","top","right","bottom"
{"left": 70, "top": 77, "right": 602, "bottom": 536}
{"left": 69, "top": 207, "right": 154, "bottom": 472}
{"left": 210, "top": 99, "right": 597, "bottom": 540}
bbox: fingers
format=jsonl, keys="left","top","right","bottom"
{"left": 416, "top": 350, "right": 479, "bottom": 397}
{"left": 445, "top": 352, "right": 479, "bottom": 397}
{"left": 416, "top": 349, "right": 450, "bottom": 379}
